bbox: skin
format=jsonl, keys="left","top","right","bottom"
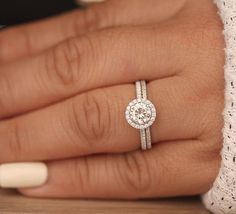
{"left": 0, "top": 0, "right": 225, "bottom": 199}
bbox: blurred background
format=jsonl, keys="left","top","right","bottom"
{"left": 0, "top": 0, "right": 79, "bottom": 26}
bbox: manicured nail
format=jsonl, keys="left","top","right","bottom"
{"left": 78, "top": 0, "right": 105, "bottom": 3}
{"left": 0, "top": 162, "right": 48, "bottom": 188}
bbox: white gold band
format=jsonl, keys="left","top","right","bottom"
{"left": 125, "top": 80, "right": 156, "bottom": 151}
{"left": 136, "top": 81, "right": 152, "bottom": 150}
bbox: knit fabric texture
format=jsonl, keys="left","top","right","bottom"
{"left": 202, "top": 0, "right": 236, "bottom": 213}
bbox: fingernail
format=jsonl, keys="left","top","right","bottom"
{"left": 0, "top": 162, "right": 48, "bottom": 188}
{"left": 78, "top": 0, "right": 105, "bottom": 3}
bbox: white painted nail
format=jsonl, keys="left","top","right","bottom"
{"left": 78, "top": 0, "right": 105, "bottom": 3}
{"left": 0, "top": 162, "right": 48, "bottom": 188}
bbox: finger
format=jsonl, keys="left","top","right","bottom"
{"left": 0, "top": 0, "right": 185, "bottom": 64}
{"left": 78, "top": 0, "right": 187, "bottom": 26}
{"left": 79, "top": 0, "right": 105, "bottom": 3}
{"left": 19, "top": 139, "right": 220, "bottom": 198}
{"left": 0, "top": 78, "right": 219, "bottom": 163}
{"left": 0, "top": 25, "right": 185, "bottom": 119}
{"left": 0, "top": 8, "right": 105, "bottom": 64}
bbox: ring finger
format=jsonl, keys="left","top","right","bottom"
{"left": 0, "top": 77, "right": 209, "bottom": 163}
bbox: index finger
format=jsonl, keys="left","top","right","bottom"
{"left": 0, "top": 0, "right": 185, "bottom": 64}
{"left": 0, "top": 9, "right": 102, "bottom": 64}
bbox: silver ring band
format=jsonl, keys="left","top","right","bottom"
{"left": 136, "top": 81, "right": 151, "bottom": 150}
{"left": 125, "top": 80, "right": 157, "bottom": 151}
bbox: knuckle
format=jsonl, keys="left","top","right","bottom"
{"left": 78, "top": 34, "right": 101, "bottom": 76}
{"left": 181, "top": 75, "right": 219, "bottom": 104}
{"left": 0, "top": 75, "right": 15, "bottom": 117}
{"left": 199, "top": 138, "right": 222, "bottom": 162}
{"left": 6, "top": 121, "right": 25, "bottom": 161}
{"left": 73, "top": 5, "right": 109, "bottom": 34}
{"left": 71, "top": 90, "right": 111, "bottom": 148}
{"left": 44, "top": 38, "right": 81, "bottom": 89}
{"left": 43, "top": 34, "right": 101, "bottom": 92}
{"left": 118, "top": 153, "right": 152, "bottom": 195}
{"left": 189, "top": 79, "right": 212, "bottom": 101}
{"left": 181, "top": 15, "right": 223, "bottom": 50}
{"left": 197, "top": 16, "right": 223, "bottom": 46}
{"left": 200, "top": 94, "right": 224, "bottom": 138}
{"left": 68, "top": 158, "right": 91, "bottom": 194}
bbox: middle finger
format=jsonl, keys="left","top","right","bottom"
{"left": 0, "top": 25, "right": 185, "bottom": 119}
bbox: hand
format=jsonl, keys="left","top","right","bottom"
{"left": 0, "top": 0, "right": 225, "bottom": 199}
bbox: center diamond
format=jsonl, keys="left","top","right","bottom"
{"left": 125, "top": 99, "right": 156, "bottom": 129}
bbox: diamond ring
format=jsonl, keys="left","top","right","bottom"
{"left": 125, "top": 80, "right": 157, "bottom": 150}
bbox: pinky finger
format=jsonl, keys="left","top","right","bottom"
{"left": 19, "top": 139, "right": 219, "bottom": 199}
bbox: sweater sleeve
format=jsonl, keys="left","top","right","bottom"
{"left": 202, "top": 0, "right": 236, "bottom": 213}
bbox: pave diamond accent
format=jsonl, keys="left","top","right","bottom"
{"left": 125, "top": 98, "right": 156, "bottom": 129}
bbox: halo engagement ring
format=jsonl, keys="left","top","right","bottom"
{"left": 125, "top": 80, "right": 157, "bottom": 150}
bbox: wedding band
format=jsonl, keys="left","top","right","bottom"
{"left": 125, "top": 80, "right": 157, "bottom": 150}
